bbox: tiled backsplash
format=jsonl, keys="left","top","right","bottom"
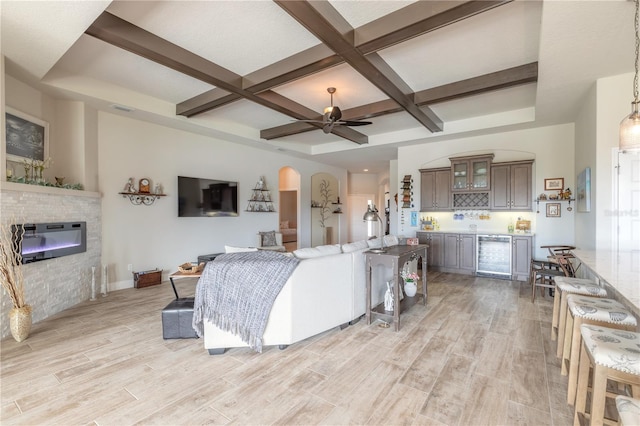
{"left": 420, "top": 210, "right": 535, "bottom": 234}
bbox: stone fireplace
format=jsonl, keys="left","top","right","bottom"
{"left": 0, "top": 182, "right": 101, "bottom": 340}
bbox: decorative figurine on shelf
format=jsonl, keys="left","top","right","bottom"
{"left": 123, "top": 178, "right": 135, "bottom": 193}
{"left": 384, "top": 281, "right": 394, "bottom": 312}
{"left": 539, "top": 193, "right": 547, "bottom": 200}
{"left": 55, "top": 176, "right": 65, "bottom": 187}
{"left": 563, "top": 188, "right": 572, "bottom": 200}
{"left": 257, "top": 176, "right": 264, "bottom": 190}
{"left": 154, "top": 183, "right": 162, "bottom": 195}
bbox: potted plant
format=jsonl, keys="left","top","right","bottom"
{"left": 0, "top": 221, "right": 31, "bottom": 342}
{"left": 401, "top": 271, "right": 420, "bottom": 297}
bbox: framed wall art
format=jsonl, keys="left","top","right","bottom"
{"left": 577, "top": 167, "right": 591, "bottom": 213}
{"left": 546, "top": 203, "right": 561, "bottom": 217}
{"left": 544, "top": 177, "right": 564, "bottom": 191}
{"left": 5, "top": 107, "right": 49, "bottom": 163}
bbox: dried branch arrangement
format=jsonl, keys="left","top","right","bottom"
{"left": 0, "top": 221, "right": 27, "bottom": 308}
{"left": 318, "top": 179, "right": 332, "bottom": 228}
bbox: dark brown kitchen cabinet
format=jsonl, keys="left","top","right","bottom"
{"left": 420, "top": 168, "right": 451, "bottom": 211}
{"left": 490, "top": 161, "right": 533, "bottom": 211}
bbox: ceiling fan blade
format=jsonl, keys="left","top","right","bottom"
{"left": 341, "top": 120, "right": 372, "bottom": 126}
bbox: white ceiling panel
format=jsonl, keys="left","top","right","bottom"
{"left": 430, "top": 83, "right": 537, "bottom": 122}
{"left": 329, "top": 0, "right": 417, "bottom": 28}
{"left": 378, "top": 0, "right": 542, "bottom": 91}
{"left": 273, "top": 63, "right": 388, "bottom": 113}
{"left": 49, "top": 35, "right": 214, "bottom": 104}
{"left": 106, "top": 0, "right": 322, "bottom": 76}
{"left": 196, "top": 99, "right": 292, "bottom": 130}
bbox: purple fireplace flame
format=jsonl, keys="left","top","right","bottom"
{"left": 14, "top": 222, "right": 86, "bottom": 264}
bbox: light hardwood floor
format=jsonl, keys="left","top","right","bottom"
{"left": 1, "top": 272, "right": 575, "bottom": 425}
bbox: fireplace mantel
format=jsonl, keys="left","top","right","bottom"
{"left": 0, "top": 181, "right": 100, "bottom": 198}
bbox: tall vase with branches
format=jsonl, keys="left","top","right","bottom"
{"left": 0, "top": 221, "right": 32, "bottom": 342}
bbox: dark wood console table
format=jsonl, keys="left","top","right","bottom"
{"left": 364, "top": 244, "right": 428, "bottom": 331}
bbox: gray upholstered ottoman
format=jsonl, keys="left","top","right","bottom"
{"left": 162, "top": 298, "right": 198, "bottom": 339}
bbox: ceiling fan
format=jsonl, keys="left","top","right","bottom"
{"left": 300, "top": 87, "right": 372, "bottom": 134}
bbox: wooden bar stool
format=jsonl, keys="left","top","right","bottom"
{"left": 616, "top": 395, "right": 640, "bottom": 426}
{"left": 530, "top": 258, "right": 566, "bottom": 303}
{"left": 573, "top": 325, "right": 640, "bottom": 426}
{"left": 563, "top": 295, "right": 637, "bottom": 405}
{"left": 553, "top": 276, "right": 606, "bottom": 348}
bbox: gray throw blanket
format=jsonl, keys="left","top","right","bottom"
{"left": 192, "top": 250, "right": 300, "bottom": 352}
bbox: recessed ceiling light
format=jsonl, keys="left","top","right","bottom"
{"left": 363, "top": 169, "right": 369, "bottom": 172}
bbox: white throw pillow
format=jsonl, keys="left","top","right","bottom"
{"left": 384, "top": 235, "right": 399, "bottom": 247}
{"left": 224, "top": 246, "right": 258, "bottom": 253}
{"left": 342, "top": 240, "right": 369, "bottom": 253}
{"left": 367, "top": 238, "right": 382, "bottom": 248}
{"left": 293, "top": 244, "right": 341, "bottom": 259}
{"left": 316, "top": 244, "right": 342, "bottom": 255}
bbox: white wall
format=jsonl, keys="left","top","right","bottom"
{"left": 574, "top": 83, "right": 598, "bottom": 250}
{"left": 398, "top": 124, "right": 576, "bottom": 259}
{"left": 595, "top": 73, "right": 634, "bottom": 251}
{"left": 98, "top": 112, "right": 347, "bottom": 289}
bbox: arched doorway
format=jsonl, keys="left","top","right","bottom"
{"left": 279, "top": 167, "right": 300, "bottom": 251}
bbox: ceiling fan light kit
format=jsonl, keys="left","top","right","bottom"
{"left": 620, "top": 0, "right": 640, "bottom": 151}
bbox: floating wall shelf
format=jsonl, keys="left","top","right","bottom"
{"left": 119, "top": 192, "right": 167, "bottom": 205}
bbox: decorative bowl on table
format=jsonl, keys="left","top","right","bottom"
{"left": 178, "top": 262, "right": 204, "bottom": 274}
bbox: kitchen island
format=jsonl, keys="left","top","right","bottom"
{"left": 572, "top": 250, "right": 640, "bottom": 329}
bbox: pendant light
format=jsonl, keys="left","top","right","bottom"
{"left": 620, "top": 0, "right": 640, "bottom": 151}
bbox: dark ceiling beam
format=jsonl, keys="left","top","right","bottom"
{"left": 274, "top": 0, "right": 443, "bottom": 132}
{"left": 178, "top": 1, "right": 511, "bottom": 118}
{"left": 85, "top": 11, "right": 368, "bottom": 144}
{"left": 261, "top": 63, "right": 537, "bottom": 139}
{"left": 414, "top": 62, "right": 538, "bottom": 105}
{"left": 356, "top": 0, "right": 512, "bottom": 52}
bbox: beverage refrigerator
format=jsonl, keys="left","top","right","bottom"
{"left": 476, "top": 234, "right": 512, "bottom": 278}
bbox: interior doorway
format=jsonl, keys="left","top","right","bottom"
{"left": 279, "top": 167, "right": 300, "bottom": 251}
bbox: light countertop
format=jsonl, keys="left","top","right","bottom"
{"left": 416, "top": 230, "right": 535, "bottom": 236}
{"left": 572, "top": 250, "right": 640, "bottom": 319}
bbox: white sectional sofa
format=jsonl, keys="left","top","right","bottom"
{"left": 203, "top": 236, "right": 400, "bottom": 354}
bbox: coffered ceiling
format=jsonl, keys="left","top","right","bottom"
{"left": 0, "top": 1, "right": 635, "bottom": 173}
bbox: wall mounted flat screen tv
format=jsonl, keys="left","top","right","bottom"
{"left": 178, "top": 176, "right": 239, "bottom": 217}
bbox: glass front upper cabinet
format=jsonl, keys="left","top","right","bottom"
{"left": 450, "top": 155, "right": 493, "bottom": 192}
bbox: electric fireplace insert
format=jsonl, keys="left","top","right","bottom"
{"left": 13, "top": 222, "right": 87, "bottom": 264}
